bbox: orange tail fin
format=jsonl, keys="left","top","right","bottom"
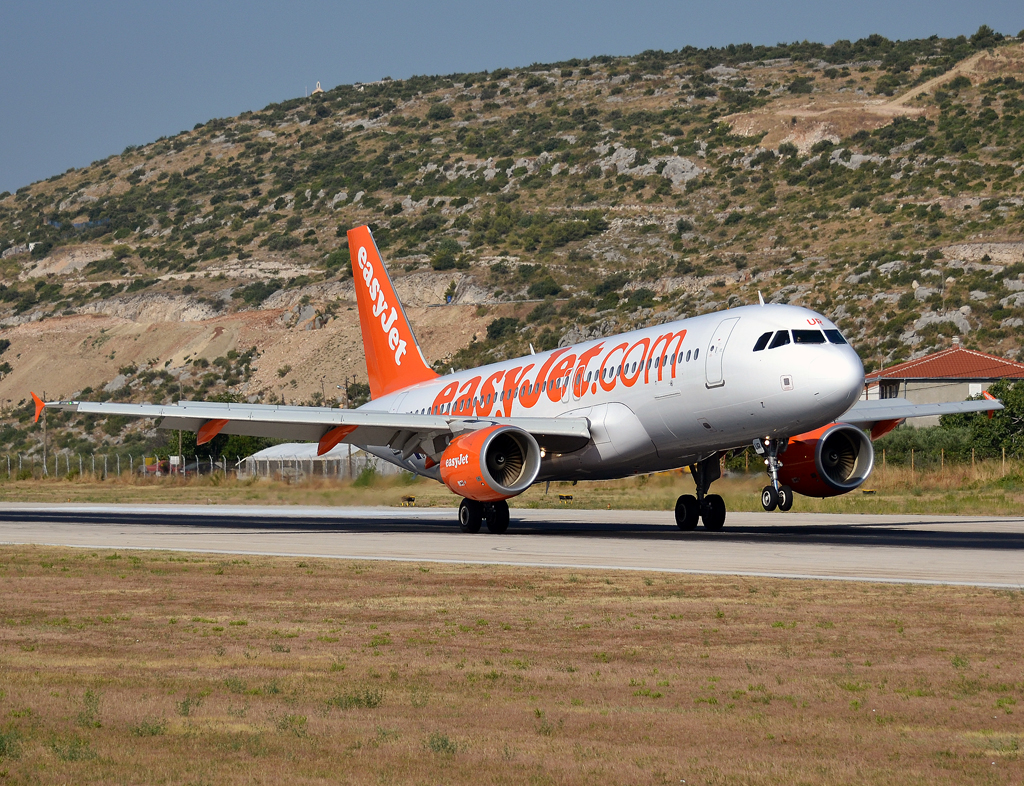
{"left": 348, "top": 226, "right": 438, "bottom": 399}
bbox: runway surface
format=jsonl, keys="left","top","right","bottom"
{"left": 1, "top": 503, "right": 1022, "bottom": 587}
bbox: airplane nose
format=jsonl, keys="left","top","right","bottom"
{"left": 811, "top": 348, "right": 864, "bottom": 412}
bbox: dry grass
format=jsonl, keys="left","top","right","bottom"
{"left": 0, "top": 546, "right": 1020, "bottom": 784}
{"left": 2, "top": 459, "right": 1024, "bottom": 517}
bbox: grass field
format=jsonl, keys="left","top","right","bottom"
{"left": 0, "top": 546, "right": 1020, "bottom": 784}
{"left": 1, "top": 460, "right": 1024, "bottom": 517}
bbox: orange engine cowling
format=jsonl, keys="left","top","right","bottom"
{"left": 779, "top": 423, "right": 875, "bottom": 498}
{"left": 439, "top": 425, "right": 542, "bottom": 502}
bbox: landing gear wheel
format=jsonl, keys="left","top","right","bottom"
{"left": 458, "top": 499, "right": 483, "bottom": 533}
{"left": 777, "top": 485, "right": 794, "bottom": 512}
{"left": 701, "top": 494, "right": 726, "bottom": 530}
{"left": 674, "top": 494, "right": 700, "bottom": 531}
{"left": 484, "top": 500, "right": 510, "bottom": 534}
{"left": 761, "top": 485, "right": 779, "bottom": 512}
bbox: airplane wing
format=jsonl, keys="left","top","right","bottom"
{"left": 32, "top": 396, "right": 591, "bottom": 457}
{"left": 843, "top": 397, "right": 1002, "bottom": 425}
{"left": 841, "top": 396, "right": 1002, "bottom": 438}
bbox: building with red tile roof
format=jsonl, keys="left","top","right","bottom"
{"left": 863, "top": 337, "right": 1024, "bottom": 425}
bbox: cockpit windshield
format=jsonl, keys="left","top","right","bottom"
{"left": 792, "top": 329, "right": 826, "bottom": 344}
{"left": 824, "top": 329, "right": 847, "bottom": 345}
{"left": 755, "top": 327, "right": 849, "bottom": 350}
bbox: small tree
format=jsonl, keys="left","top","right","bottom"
{"left": 426, "top": 103, "right": 454, "bottom": 122}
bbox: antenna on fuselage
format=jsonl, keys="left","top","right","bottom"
{"left": 758, "top": 291, "right": 765, "bottom": 306}
{"left": 529, "top": 344, "right": 536, "bottom": 355}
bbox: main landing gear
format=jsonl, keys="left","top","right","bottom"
{"left": 754, "top": 436, "right": 793, "bottom": 512}
{"left": 674, "top": 455, "right": 727, "bottom": 531}
{"left": 458, "top": 498, "right": 510, "bottom": 534}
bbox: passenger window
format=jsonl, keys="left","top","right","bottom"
{"left": 694, "top": 348, "right": 699, "bottom": 360}
{"left": 753, "top": 331, "right": 772, "bottom": 352}
{"left": 792, "top": 329, "right": 826, "bottom": 344}
{"left": 685, "top": 350, "right": 691, "bottom": 362}
{"left": 824, "top": 329, "right": 847, "bottom": 345}
{"left": 769, "top": 331, "right": 791, "bottom": 349}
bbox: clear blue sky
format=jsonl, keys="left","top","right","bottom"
{"left": 1, "top": 1, "right": 1021, "bottom": 194}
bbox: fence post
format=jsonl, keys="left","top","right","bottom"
{"left": 972, "top": 447, "right": 975, "bottom": 468}
{"left": 117, "top": 455, "right": 120, "bottom": 477}
{"left": 5, "top": 454, "right": 9, "bottom": 477}
{"left": 130, "top": 455, "right": 133, "bottom": 475}
{"left": 103, "top": 455, "right": 108, "bottom": 480}
{"left": 1002, "top": 447, "right": 1005, "bottom": 475}
{"left": 940, "top": 449, "right": 944, "bottom": 472}
{"left": 910, "top": 448, "right": 914, "bottom": 473}
{"left": 92, "top": 454, "right": 95, "bottom": 477}
{"left": 79, "top": 454, "right": 82, "bottom": 476}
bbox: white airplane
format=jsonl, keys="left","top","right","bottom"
{"left": 33, "top": 226, "right": 1001, "bottom": 532}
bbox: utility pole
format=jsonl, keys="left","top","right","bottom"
{"left": 178, "top": 380, "right": 183, "bottom": 473}
{"left": 41, "top": 390, "right": 47, "bottom": 474}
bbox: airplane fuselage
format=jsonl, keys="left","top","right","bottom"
{"left": 361, "top": 303, "right": 864, "bottom": 481}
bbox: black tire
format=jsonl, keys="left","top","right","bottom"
{"left": 702, "top": 494, "right": 726, "bottom": 531}
{"left": 674, "top": 494, "right": 700, "bottom": 531}
{"left": 485, "top": 500, "right": 510, "bottom": 534}
{"left": 459, "top": 498, "right": 483, "bottom": 533}
{"left": 778, "top": 485, "right": 794, "bottom": 512}
{"left": 761, "top": 485, "right": 779, "bottom": 512}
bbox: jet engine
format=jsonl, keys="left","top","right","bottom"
{"left": 439, "top": 425, "right": 542, "bottom": 502}
{"left": 778, "top": 423, "right": 874, "bottom": 498}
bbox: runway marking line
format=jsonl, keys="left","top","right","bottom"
{"left": 6, "top": 540, "right": 1021, "bottom": 590}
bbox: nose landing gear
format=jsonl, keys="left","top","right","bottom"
{"left": 754, "top": 437, "right": 793, "bottom": 512}
{"left": 674, "top": 454, "right": 727, "bottom": 531}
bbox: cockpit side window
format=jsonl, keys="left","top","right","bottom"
{"left": 792, "top": 329, "right": 826, "bottom": 344}
{"left": 753, "top": 332, "right": 772, "bottom": 352}
{"left": 768, "top": 330, "right": 791, "bottom": 349}
{"left": 824, "top": 329, "right": 847, "bottom": 345}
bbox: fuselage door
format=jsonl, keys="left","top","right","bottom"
{"left": 571, "top": 368, "right": 585, "bottom": 401}
{"left": 704, "top": 317, "right": 740, "bottom": 388}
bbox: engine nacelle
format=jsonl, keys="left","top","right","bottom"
{"left": 439, "top": 425, "right": 541, "bottom": 502}
{"left": 779, "top": 423, "right": 874, "bottom": 498}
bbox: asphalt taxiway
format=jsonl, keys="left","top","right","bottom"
{"left": 0, "top": 503, "right": 1021, "bottom": 587}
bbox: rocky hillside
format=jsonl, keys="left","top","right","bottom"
{"left": 2, "top": 27, "right": 1024, "bottom": 459}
